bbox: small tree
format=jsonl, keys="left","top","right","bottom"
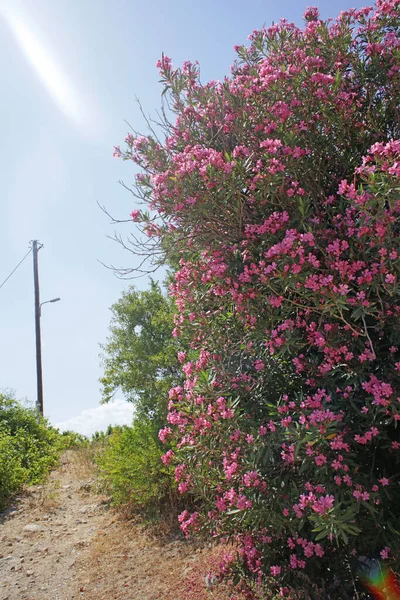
{"left": 100, "top": 280, "right": 181, "bottom": 424}
{"left": 99, "top": 280, "right": 187, "bottom": 518}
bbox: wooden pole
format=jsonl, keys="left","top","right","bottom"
{"left": 32, "top": 240, "right": 43, "bottom": 417}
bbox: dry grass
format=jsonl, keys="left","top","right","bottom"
{"left": 74, "top": 514, "right": 241, "bottom": 600}
{"left": 68, "top": 446, "right": 97, "bottom": 480}
{"left": 36, "top": 477, "right": 61, "bottom": 511}
{"left": 23, "top": 447, "right": 99, "bottom": 515}
{"left": 24, "top": 475, "right": 61, "bottom": 513}
{"left": 65, "top": 445, "right": 246, "bottom": 599}
{"left": 69, "top": 443, "right": 244, "bottom": 599}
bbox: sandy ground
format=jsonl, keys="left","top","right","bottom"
{"left": 0, "top": 451, "right": 230, "bottom": 600}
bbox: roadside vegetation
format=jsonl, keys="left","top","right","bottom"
{"left": 97, "top": 282, "right": 190, "bottom": 525}
{"left": 103, "top": 1, "right": 400, "bottom": 597}
{"left": 0, "top": 391, "right": 68, "bottom": 510}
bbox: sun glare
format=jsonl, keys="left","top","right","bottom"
{"left": 1, "top": 5, "right": 86, "bottom": 127}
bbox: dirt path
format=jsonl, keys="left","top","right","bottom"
{"left": 0, "top": 451, "right": 226, "bottom": 600}
{"left": 0, "top": 451, "right": 109, "bottom": 600}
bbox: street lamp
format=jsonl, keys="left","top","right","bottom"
{"left": 35, "top": 296, "right": 61, "bottom": 417}
{"left": 39, "top": 297, "right": 61, "bottom": 316}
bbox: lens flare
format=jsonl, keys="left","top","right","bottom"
{"left": 0, "top": 4, "right": 86, "bottom": 127}
{"left": 361, "top": 565, "right": 400, "bottom": 600}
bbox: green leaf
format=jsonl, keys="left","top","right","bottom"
{"left": 314, "top": 529, "right": 330, "bottom": 541}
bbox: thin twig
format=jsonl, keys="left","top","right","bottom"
{"left": 361, "top": 314, "right": 376, "bottom": 358}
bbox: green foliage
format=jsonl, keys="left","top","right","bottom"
{"left": 59, "top": 430, "right": 90, "bottom": 448}
{"left": 0, "top": 427, "right": 25, "bottom": 509}
{"left": 100, "top": 280, "right": 182, "bottom": 425}
{"left": 0, "top": 392, "right": 62, "bottom": 510}
{"left": 98, "top": 280, "right": 187, "bottom": 520}
{"left": 96, "top": 417, "right": 180, "bottom": 519}
{"left": 91, "top": 425, "right": 126, "bottom": 442}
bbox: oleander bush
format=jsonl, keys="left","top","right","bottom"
{"left": 115, "top": 1, "right": 400, "bottom": 596}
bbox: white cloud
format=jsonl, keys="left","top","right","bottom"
{"left": 54, "top": 399, "right": 134, "bottom": 437}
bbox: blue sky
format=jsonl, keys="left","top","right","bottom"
{"left": 0, "top": 0, "right": 367, "bottom": 432}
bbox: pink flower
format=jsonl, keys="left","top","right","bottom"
{"left": 155, "top": 54, "right": 172, "bottom": 72}
{"left": 315, "top": 454, "right": 327, "bottom": 466}
{"left": 130, "top": 209, "right": 140, "bottom": 221}
{"left": 379, "top": 477, "right": 389, "bottom": 486}
{"left": 177, "top": 351, "right": 187, "bottom": 363}
{"left": 312, "top": 495, "right": 334, "bottom": 514}
{"left": 178, "top": 510, "right": 198, "bottom": 536}
{"left": 175, "top": 464, "right": 185, "bottom": 482}
{"left": 178, "top": 481, "right": 190, "bottom": 494}
{"left": 353, "top": 489, "right": 370, "bottom": 502}
{"left": 178, "top": 510, "right": 189, "bottom": 523}
{"left": 304, "top": 542, "right": 314, "bottom": 558}
{"left": 161, "top": 449, "right": 174, "bottom": 465}
{"left": 253, "top": 359, "right": 264, "bottom": 371}
{"left": 223, "top": 460, "right": 238, "bottom": 481}
{"left": 182, "top": 362, "right": 194, "bottom": 377}
{"left": 290, "top": 554, "right": 306, "bottom": 569}
{"left": 158, "top": 427, "right": 172, "bottom": 443}
{"left": 216, "top": 497, "right": 227, "bottom": 512}
{"left": 269, "top": 295, "right": 284, "bottom": 308}
{"left": 380, "top": 547, "right": 390, "bottom": 560}
{"left": 314, "top": 544, "right": 324, "bottom": 557}
{"left": 236, "top": 494, "right": 252, "bottom": 510}
{"left": 270, "top": 566, "right": 281, "bottom": 576}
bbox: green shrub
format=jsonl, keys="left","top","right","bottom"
{"left": 60, "top": 430, "right": 90, "bottom": 448}
{"left": 97, "top": 417, "right": 181, "bottom": 519}
{"left": 0, "top": 426, "right": 26, "bottom": 509}
{"left": 0, "top": 392, "right": 62, "bottom": 509}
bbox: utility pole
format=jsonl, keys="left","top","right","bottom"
{"left": 32, "top": 240, "right": 43, "bottom": 417}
